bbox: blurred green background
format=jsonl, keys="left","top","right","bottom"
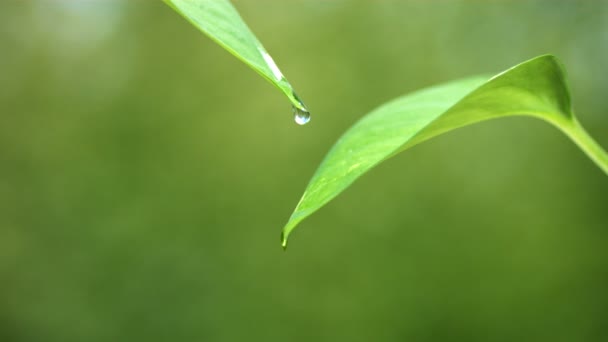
{"left": 1, "top": 1, "right": 608, "bottom": 341}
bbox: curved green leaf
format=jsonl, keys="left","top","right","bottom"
{"left": 282, "top": 55, "right": 608, "bottom": 247}
{"left": 163, "top": 0, "right": 309, "bottom": 114}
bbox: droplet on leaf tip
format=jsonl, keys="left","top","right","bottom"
{"left": 293, "top": 105, "right": 311, "bottom": 125}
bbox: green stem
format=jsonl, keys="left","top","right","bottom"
{"left": 555, "top": 116, "right": 608, "bottom": 175}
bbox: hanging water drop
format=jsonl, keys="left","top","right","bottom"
{"left": 293, "top": 105, "right": 311, "bottom": 125}
{"left": 291, "top": 91, "right": 310, "bottom": 125}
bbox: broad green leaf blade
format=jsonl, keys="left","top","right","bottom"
{"left": 163, "top": 0, "right": 308, "bottom": 113}
{"left": 282, "top": 55, "right": 608, "bottom": 247}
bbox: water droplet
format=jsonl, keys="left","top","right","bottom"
{"left": 293, "top": 105, "right": 311, "bottom": 125}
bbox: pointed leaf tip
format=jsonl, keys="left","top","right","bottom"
{"left": 164, "top": 0, "right": 308, "bottom": 115}
{"left": 280, "top": 231, "right": 288, "bottom": 250}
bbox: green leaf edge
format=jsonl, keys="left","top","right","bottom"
{"left": 281, "top": 54, "right": 608, "bottom": 248}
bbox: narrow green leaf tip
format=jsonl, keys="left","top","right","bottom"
{"left": 162, "top": 0, "right": 309, "bottom": 116}
{"left": 280, "top": 231, "right": 287, "bottom": 251}
{"left": 282, "top": 55, "right": 608, "bottom": 247}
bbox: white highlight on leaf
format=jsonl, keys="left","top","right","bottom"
{"left": 261, "top": 50, "right": 284, "bottom": 81}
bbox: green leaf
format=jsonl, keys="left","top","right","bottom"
{"left": 282, "top": 55, "right": 608, "bottom": 247}
{"left": 163, "top": 0, "right": 309, "bottom": 114}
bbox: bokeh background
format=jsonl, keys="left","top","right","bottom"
{"left": 1, "top": 1, "right": 608, "bottom": 341}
